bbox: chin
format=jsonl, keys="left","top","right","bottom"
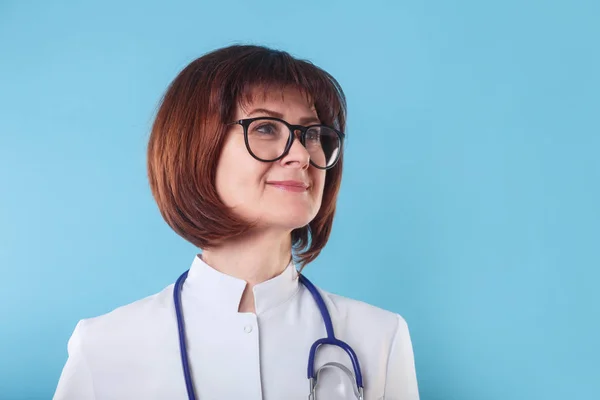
{"left": 266, "top": 211, "right": 317, "bottom": 231}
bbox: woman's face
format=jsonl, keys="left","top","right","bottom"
{"left": 215, "top": 87, "right": 327, "bottom": 232}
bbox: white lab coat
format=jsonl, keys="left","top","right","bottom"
{"left": 54, "top": 255, "right": 420, "bottom": 400}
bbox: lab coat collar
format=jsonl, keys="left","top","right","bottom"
{"left": 185, "top": 254, "right": 300, "bottom": 316}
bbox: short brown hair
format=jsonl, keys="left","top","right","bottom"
{"left": 147, "top": 44, "right": 347, "bottom": 268}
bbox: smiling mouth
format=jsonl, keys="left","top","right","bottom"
{"left": 266, "top": 181, "right": 309, "bottom": 192}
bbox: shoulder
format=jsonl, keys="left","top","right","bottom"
{"left": 321, "top": 286, "right": 407, "bottom": 330}
{"left": 55, "top": 285, "right": 181, "bottom": 398}
{"left": 72, "top": 284, "right": 175, "bottom": 352}
{"left": 309, "top": 286, "right": 419, "bottom": 398}
{"left": 301, "top": 283, "right": 411, "bottom": 347}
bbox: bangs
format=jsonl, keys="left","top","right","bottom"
{"left": 214, "top": 48, "right": 347, "bottom": 131}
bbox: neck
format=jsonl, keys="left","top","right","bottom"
{"left": 200, "top": 229, "right": 293, "bottom": 314}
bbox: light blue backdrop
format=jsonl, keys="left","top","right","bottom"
{"left": 1, "top": 1, "right": 598, "bottom": 399}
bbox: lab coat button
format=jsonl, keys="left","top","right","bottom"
{"left": 244, "top": 325, "right": 253, "bottom": 333}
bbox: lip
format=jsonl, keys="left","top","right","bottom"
{"left": 266, "top": 180, "right": 309, "bottom": 192}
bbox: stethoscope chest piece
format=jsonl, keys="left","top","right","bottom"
{"left": 309, "top": 361, "right": 364, "bottom": 400}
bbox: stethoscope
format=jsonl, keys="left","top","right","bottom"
{"left": 173, "top": 269, "right": 365, "bottom": 400}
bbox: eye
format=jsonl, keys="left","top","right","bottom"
{"left": 306, "top": 129, "right": 321, "bottom": 143}
{"left": 254, "top": 123, "right": 277, "bottom": 135}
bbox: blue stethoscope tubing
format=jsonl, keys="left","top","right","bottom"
{"left": 173, "top": 269, "right": 364, "bottom": 400}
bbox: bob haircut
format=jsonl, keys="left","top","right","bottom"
{"left": 147, "top": 44, "right": 347, "bottom": 268}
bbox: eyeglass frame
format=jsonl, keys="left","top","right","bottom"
{"left": 226, "top": 117, "right": 345, "bottom": 170}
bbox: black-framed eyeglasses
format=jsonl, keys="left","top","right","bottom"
{"left": 226, "top": 117, "right": 345, "bottom": 170}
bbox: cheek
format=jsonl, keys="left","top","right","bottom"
{"left": 216, "top": 138, "right": 270, "bottom": 205}
{"left": 311, "top": 169, "right": 327, "bottom": 201}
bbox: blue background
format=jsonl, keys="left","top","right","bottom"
{"left": 1, "top": 0, "right": 598, "bottom": 399}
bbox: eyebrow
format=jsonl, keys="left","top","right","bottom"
{"left": 246, "top": 108, "right": 322, "bottom": 125}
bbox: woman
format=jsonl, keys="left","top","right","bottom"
{"left": 54, "top": 44, "right": 420, "bottom": 400}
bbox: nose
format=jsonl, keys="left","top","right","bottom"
{"left": 280, "top": 131, "right": 310, "bottom": 170}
